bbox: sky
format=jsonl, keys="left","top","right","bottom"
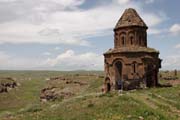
{"left": 0, "top": 0, "right": 180, "bottom": 70}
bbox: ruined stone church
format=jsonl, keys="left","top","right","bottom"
{"left": 104, "top": 8, "right": 162, "bottom": 91}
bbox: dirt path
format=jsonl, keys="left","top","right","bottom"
{"left": 128, "top": 92, "right": 180, "bottom": 118}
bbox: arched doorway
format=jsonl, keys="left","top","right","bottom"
{"left": 105, "top": 77, "right": 111, "bottom": 92}
{"left": 146, "top": 64, "right": 154, "bottom": 87}
{"left": 114, "top": 61, "right": 123, "bottom": 90}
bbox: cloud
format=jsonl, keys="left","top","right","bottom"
{"left": 54, "top": 47, "right": 60, "bottom": 50}
{"left": 163, "top": 55, "right": 180, "bottom": 70}
{"left": 43, "top": 52, "right": 51, "bottom": 56}
{"left": 43, "top": 50, "right": 103, "bottom": 70}
{"left": 148, "top": 28, "right": 168, "bottom": 35}
{"left": 0, "top": 50, "right": 103, "bottom": 70}
{"left": 114, "top": 0, "right": 155, "bottom": 5}
{"left": 0, "top": 25, "right": 90, "bottom": 46}
{"left": 148, "top": 28, "right": 163, "bottom": 35}
{"left": 0, "top": 0, "right": 166, "bottom": 46}
{"left": 46, "top": 0, "right": 85, "bottom": 8}
{"left": 0, "top": 51, "right": 10, "bottom": 64}
{"left": 0, "top": 0, "right": 17, "bottom": 2}
{"left": 0, "top": 51, "right": 45, "bottom": 70}
{"left": 170, "top": 24, "right": 180, "bottom": 35}
{"left": 174, "top": 44, "right": 180, "bottom": 49}
{"left": 115, "top": 0, "right": 131, "bottom": 5}
{"left": 144, "top": 0, "right": 154, "bottom": 4}
{"left": 142, "top": 13, "right": 164, "bottom": 27}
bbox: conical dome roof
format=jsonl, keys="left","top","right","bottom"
{"left": 115, "top": 8, "right": 147, "bottom": 29}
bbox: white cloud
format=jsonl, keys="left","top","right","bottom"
{"left": 163, "top": 55, "right": 180, "bottom": 70}
{"left": 45, "top": 0, "right": 85, "bottom": 7}
{"left": 0, "top": 0, "right": 166, "bottom": 46}
{"left": 170, "top": 24, "right": 180, "bottom": 35}
{"left": 0, "top": 0, "right": 17, "bottom": 2}
{"left": 144, "top": 0, "right": 154, "bottom": 4}
{"left": 115, "top": 0, "right": 155, "bottom": 6}
{"left": 142, "top": 13, "right": 164, "bottom": 27}
{"left": 0, "top": 51, "right": 10, "bottom": 64}
{"left": 54, "top": 47, "right": 60, "bottom": 50}
{"left": 115, "top": 0, "right": 131, "bottom": 5}
{"left": 0, "top": 51, "right": 44, "bottom": 70}
{"left": 0, "top": 50, "right": 103, "bottom": 70}
{"left": 43, "top": 52, "right": 51, "bottom": 56}
{"left": 43, "top": 50, "right": 103, "bottom": 70}
{"left": 148, "top": 28, "right": 168, "bottom": 35}
{"left": 148, "top": 28, "right": 162, "bottom": 35}
{"left": 0, "top": 24, "right": 90, "bottom": 46}
{"left": 174, "top": 44, "right": 180, "bottom": 49}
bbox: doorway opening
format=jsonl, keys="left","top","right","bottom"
{"left": 146, "top": 64, "right": 154, "bottom": 87}
{"left": 115, "top": 61, "right": 123, "bottom": 90}
{"left": 105, "top": 77, "right": 111, "bottom": 92}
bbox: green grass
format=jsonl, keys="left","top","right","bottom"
{"left": 0, "top": 70, "right": 180, "bottom": 120}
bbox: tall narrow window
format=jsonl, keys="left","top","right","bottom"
{"left": 128, "top": 32, "right": 134, "bottom": 46}
{"left": 133, "top": 63, "right": 136, "bottom": 73}
{"left": 132, "top": 62, "right": 137, "bottom": 73}
{"left": 139, "top": 36, "right": 141, "bottom": 46}
{"left": 114, "top": 33, "right": 118, "bottom": 48}
{"left": 144, "top": 33, "right": 147, "bottom": 46}
{"left": 130, "top": 36, "right": 133, "bottom": 45}
{"left": 122, "top": 36, "right": 125, "bottom": 46}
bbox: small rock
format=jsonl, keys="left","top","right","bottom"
{"left": 139, "top": 116, "right": 144, "bottom": 120}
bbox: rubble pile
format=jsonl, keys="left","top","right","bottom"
{"left": 40, "top": 87, "right": 57, "bottom": 102}
{"left": 40, "top": 76, "right": 86, "bottom": 102}
{"left": 0, "top": 77, "right": 17, "bottom": 93}
{"left": 162, "top": 76, "right": 178, "bottom": 80}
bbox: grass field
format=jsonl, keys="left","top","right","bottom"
{"left": 0, "top": 70, "right": 180, "bottom": 120}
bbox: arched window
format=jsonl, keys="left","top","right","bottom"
{"left": 144, "top": 33, "right": 147, "bottom": 46}
{"left": 120, "top": 32, "right": 126, "bottom": 47}
{"left": 115, "top": 34, "right": 118, "bottom": 47}
{"left": 115, "top": 33, "right": 118, "bottom": 41}
{"left": 132, "top": 62, "right": 136, "bottom": 73}
{"left": 105, "top": 77, "right": 111, "bottom": 92}
{"left": 133, "top": 63, "right": 136, "bottom": 73}
{"left": 122, "top": 36, "right": 125, "bottom": 46}
{"left": 130, "top": 36, "right": 133, "bottom": 45}
{"left": 128, "top": 32, "right": 134, "bottom": 46}
{"left": 139, "top": 36, "right": 142, "bottom": 45}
